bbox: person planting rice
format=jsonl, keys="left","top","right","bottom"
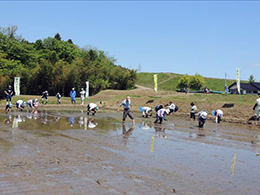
{"left": 168, "top": 101, "right": 178, "bottom": 113}
{"left": 32, "top": 99, "right": 39, "bottom": 114}
{"left": 198, "top": 110, "right": 208, "bottom": 128}
{"left": 253, "top": 95, "right": 260, "bottom": 121}
{"left": 154, "top": 108, "right": 170, "bottom": 124}
{"left": 139, "top": 106, "right": 153, "bottom": 118}
{"left": 26, "top": 99, "right": 34, "bottom": 110}
{"left": 87, "top": 103, "right": 99, "bottom": 116}
{"left": 16, "top": 100, "right": 25, "bottom": 111}
{"left": 5, "top": 103, "right": 12, "bottom": 114}
{"left": 118, "top": 96, "right": 135, "bottom": 124}
{"left": 212, "top": 109, "right": 223, "bottom": 123}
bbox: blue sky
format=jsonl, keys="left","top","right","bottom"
{"left": 1, "top": 1, "right": 260, "bottom": 81}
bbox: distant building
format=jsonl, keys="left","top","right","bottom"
{"left": 229, "top": 82, "right": 260, "bottom": 94}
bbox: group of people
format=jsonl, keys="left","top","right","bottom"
{"left": 3, "top": 84, "right": 260, "bottom": 127}
{"left": 41, "top": 88, "right": 86, "bottom": 105}
{"left": 118, "top": 96, "right": 225, "bottom": 128}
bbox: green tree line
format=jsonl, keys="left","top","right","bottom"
{"left": 0, "top": 26, "right": 136, "bottom": 98}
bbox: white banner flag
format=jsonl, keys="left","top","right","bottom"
{"left": 86, "top": 81, "right": 89, "bottom": 98}
{"left": 236, "top": 68, "right": 240, "bottom": 94}
{"left": 14, "top": 77, "right": 20, "bottom": 96}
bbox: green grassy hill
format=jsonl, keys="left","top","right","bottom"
{"left": 136, "top": 72, "right": 238, "bottom": 91}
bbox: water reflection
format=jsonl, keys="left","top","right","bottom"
{"left": 69, "top": 117, "right": 75, "bottom": 126}
{"left": 140, "top": 121, "right": 152, "bottom": 130}
{"left": 87, "top": 118, "right": 98, "bottom": 130}
{"left": 154, "top": 126, "right": 168, "bottom": 139}
{"left": 122, "top": 124, "right": 135, "bottom": 139}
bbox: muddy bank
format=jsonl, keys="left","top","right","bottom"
{"left": 0, "top": 110, "right": 260, "bottom": 194}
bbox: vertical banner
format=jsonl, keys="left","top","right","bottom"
{"left": 154, "top": 74, "right": 158, "bottom": 92}
{"left": 14, "top": 77, "right": 20, "bottom": 96}
{"left": 86, "top": 81, "right": 89, "bottom": 98}
{"left": 236, "top": 68, "right": 240, "bottom": 94}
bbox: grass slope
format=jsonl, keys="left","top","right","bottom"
{"left": 136, "top": 72, "right": 238, "bottom": 91}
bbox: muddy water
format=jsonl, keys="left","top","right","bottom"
{"left": 0, "top": 110, "right": 259, "bottom": 195}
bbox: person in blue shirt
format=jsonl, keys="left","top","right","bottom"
{"left": 118, "top": 96, "right": 135, "bottom": 124}
{"left": 70, "top": 88, "right": 76, "bottom": 104}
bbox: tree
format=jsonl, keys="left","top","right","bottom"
{"left": 190, "top": 73, "right": 205, "bottom": 90}
{"left": 177, "top": 75, "right": 191, "bottom": 89}
{"left": 249, "top": 74, "right": 255, "bottom": 83}
{"left": 54, "top": 33, "right": 61, "bottom": 41}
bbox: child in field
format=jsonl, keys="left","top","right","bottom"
{"left": 198, "top": 110, "right": 208, "bottom": 128}
{"left": 212, "top": 109, "right": 223, "bottom": 123}
{"left": 32, "top": 98, "right": 39, "bottom": 114}
{"left": 4, "top": 85, "right": 13, "bottom": 104}
{"left": 5, "top": 103, "right": 12, "bottom": 114}
{"left": 16, "top": 100, "right": 25, "bottom": 111}
{"left": 70, "top": 88, "right": 77, "bottom": 104}
{"left": 80, "top": 88, "right": 86, "bottom": 105}
{"left": 154, "top": 109, "right": 170, "bottom": 124}
{"left": 41, "top": 91, "right": 48, "bottom": 105}
{"left": 87, "top": 103, "right": 99, "bottom": 116}
{"left": 168, "top": 101, "right": 178, "bottom": 113}
{"left": 139, "top": 106, "right": 153, "bottom": 118}
{"left": 26, "top": 99, "right": 34, "bottom": 110}
{"left": 190, "top": 102, "right": 197, "bottom": 121}
{"left": 253, "top": 95, "right": 260, "bottom": 121}
{"left": 56, "top": 93, "right": 61, "bottom": 104}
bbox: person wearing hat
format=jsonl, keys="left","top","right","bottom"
{"left": 80, "top": 88, "right": 86, "bottom": 105}
{"left": 154, "top": 108, "right": 170, "bottom": 124}
{"left": 87, "top": 103, "right": 99, "bottom": 116}
{"left": 70, "top": 88, "right": 77, "bottom": 104}
{"left": 5, "top": 102, "right": 12, "bottom": 114}
{"left": 253, "top": 94, "right": 260, "bottom": 121}
{"left": 197, "top": 110, "right": 208, "bottom": 128}
{"left": 16, "top": 100, "right": 25, "bottom": 111}
{"left": 118, "top": 96, "right": 135, "bottom": 124}
{"left": 212, "top": 109, "right": 223, "bottom": 123}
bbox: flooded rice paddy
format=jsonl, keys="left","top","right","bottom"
{"left": 0, "top": 110, "right": 259, "bottom": 194}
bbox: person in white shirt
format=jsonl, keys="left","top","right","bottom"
{"left": 154, "top": 109, "right": 170, "bottom": 124}
{"left": 253, "top": 95, "right": 260, "bottom": 121}
{"left": 168, "top": 101, "right": 178, "bottom": 113}
{"left": 80, "top": 88, "right": 86, "bottom": 105}
{"left": 198, "top": 110, "right": 208, "bottom": 128}
{"left": 140, "top": 106, "right": 152, "bottom": 118}
{"left": 26, "top": 99, "right": 34, "bottom": 110}
{"left": 87, "top": 103, "right": 99, "bottom": 116}
{"left": 212, "top": 109, "right": 223, "bottom": 123}
{"left": 16, "top": 100, "right": 25, "bottom": 111}
{"left": 190, "top": 102, "right": 197, "bottom": 121}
